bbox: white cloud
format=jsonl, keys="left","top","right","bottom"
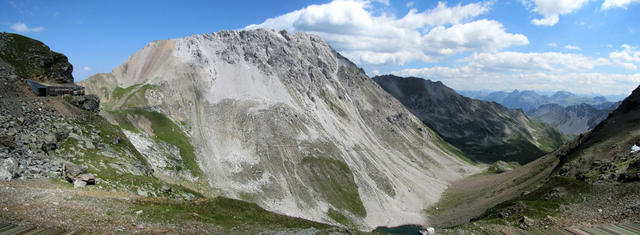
{"left": 565, "top": 45, "right": 581, "bottom": 50}
{"left": 390, "top": 50, "right": 640, "bottom": 95}
{"left": 10, "top": 22, "right": 44, "bottom": 33}
{"left": 531, "top": 14, "right": 559, "bottom": 26}
{"left": 406, "top": 1, "right": 414, "bottom": 7}
{"left": 394, "top": 64, "right": 639, "bottom": 96}
{"left": 461, "top": 51, "right": 609, "bottom": 73}
{"left": 403, "top": 1, "right": 493, "bottom": 26}
{"left": 521, "top": 0, "right": 589, "bottom": 26}
{"left": 246, "top": 0, "right": 527, "bottom": 67}
{"left": 547, "top": 42, "right": 558, "bottom": 47}
{"left": 82, "top": 66, "right": 92, "bottom": 71}
{"left": 609, "top": 44, "right": 640, "bottom": 70}
{"left": 602, "top": 0, "right": 640, "bottom": 9}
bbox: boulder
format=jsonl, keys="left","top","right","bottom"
{"left": 544, "top": 187, "right": 567, "bottom": 200}
{"left": 498, "top": 201, "right": 528, "bottom": 218}
{"left": 0, "top": 136, "right": 16, "bottom": 150}
{"left": 161, "top": 184, "right": 173, "bottom": 194}
{"left": 73, "top": 180, "right": 87, "bottom": 188}
{"left": 519, "top": 216, "right": 535, "bottom": 230}
{"left": 41, "top": 133, "right": 58, "bottom": 152}
{"left": 55, "top": 131, "right": 69, "bottom": 142}
{"left": 85, "top": 141, "right": 95, "bottom": 149}
{"left": 0, "top": 158, "right": 18, "bottom": 181}
{"left": 75, "top": 173, "right": 95, "bottom": 185}
{"left": 6, "top": 128, "right": 16, "bottom": 136}
{"left": 618, "top": 172, "right": 640, "bottom": 182}
{"left": 69, "top": 95, "right": 100, "bottom": 113}
{"left": 490, "top": 160, "right": 514, "bottom": 173}
{"left": 62, "top": 161, "right": 87, "bottom": 182}
{"left": 137, "top": 188, "right": 149, "bottom": 197}
{"left": 63, "top": 162, "right": 95, "bottom": 186}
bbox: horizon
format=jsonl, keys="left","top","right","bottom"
{"left": 1, "top": 0, "right": 639, "bottom": 96}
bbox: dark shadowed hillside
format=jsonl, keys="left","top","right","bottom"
{"left": 373, "top": 75, "right": 567, "bottom": 164}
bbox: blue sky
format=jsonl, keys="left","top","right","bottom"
{"left": 2, "top": 0, "right": 639, "bottom": 96}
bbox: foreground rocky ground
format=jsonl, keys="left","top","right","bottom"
{"left": 0, "top": 96, "right": 99, "bottom": 182}
{"left": 437, "top": 177, "right": 640, "bottom": 234}
{"left": 0, "top": 179, "right": 351, "bottom": 234}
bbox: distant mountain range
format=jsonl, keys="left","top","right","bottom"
{"left": 373, "top": 75, "right": 566, "bottom": 164}
{"left": 459, "top": 89, "right": 617, "bottom": 113}
{"left": 527, "top": 102, "right": 621, "bottom": 135}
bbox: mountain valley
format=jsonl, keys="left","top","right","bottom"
{"left": 0, "top": 29, "right": 638, "bottom": 235}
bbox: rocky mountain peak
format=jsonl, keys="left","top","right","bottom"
{"left": 81, "top": 29, "right": 479, "bottom": 229}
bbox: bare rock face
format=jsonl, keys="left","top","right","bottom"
{"left": 0, "top": 33, "right": 74, "bottom": 85}
{"left": 81, "top": 29, "right": 480, "bottom": 229}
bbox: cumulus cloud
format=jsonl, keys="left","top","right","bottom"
{"left": 521, "top": 0, "right": 589, "bottom": 26}
{"left": 602, "top": 0, "right": 640, "bottom": 9}
{"left": 246, "top": 0, "right": 527, "bottom": 67}
{"left": 10, "top": 22, "right": 44, "bottom": 33}
{"left": 394, "top": 64, "right": 639, "bottom": 95}
{"left": 609, "top": 44, "right": 640, "bottom": 70}
{"left": 389, "top": 50, "right": 640, "bottom": 95}
{"left": 461, "top": 51, "right": 610, "bottom": 73}
{"left": 565, "top": 45, "right": 581, "bottom": 50}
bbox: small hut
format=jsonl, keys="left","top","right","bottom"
{"left": 25, "top": 79, "right": 85, "bottom": 96}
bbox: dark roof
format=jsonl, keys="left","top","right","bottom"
{"left": 25, "top": 79, "right": 84, "bottom": 89}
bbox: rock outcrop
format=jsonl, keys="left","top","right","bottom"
{"left": 0, "top": 33, "right": 73, "bottom": 84}
{"left": 81, "top": 29, "right": 480, "bottom": 229}
{"left": 68, "top": 94, "right": 100, "bottom": 113}
{"left": 373, "top": 75, "right": 566, "bottom": 164}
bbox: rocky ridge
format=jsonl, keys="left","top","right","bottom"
{"left": 527, "top": 102, "right": 620, "bottom": 135}
{"left": 372, "top": 75, "right": 566, "bottom": 164}
{"left": 0, "top": 33, "right": 73, "bottom": 84}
